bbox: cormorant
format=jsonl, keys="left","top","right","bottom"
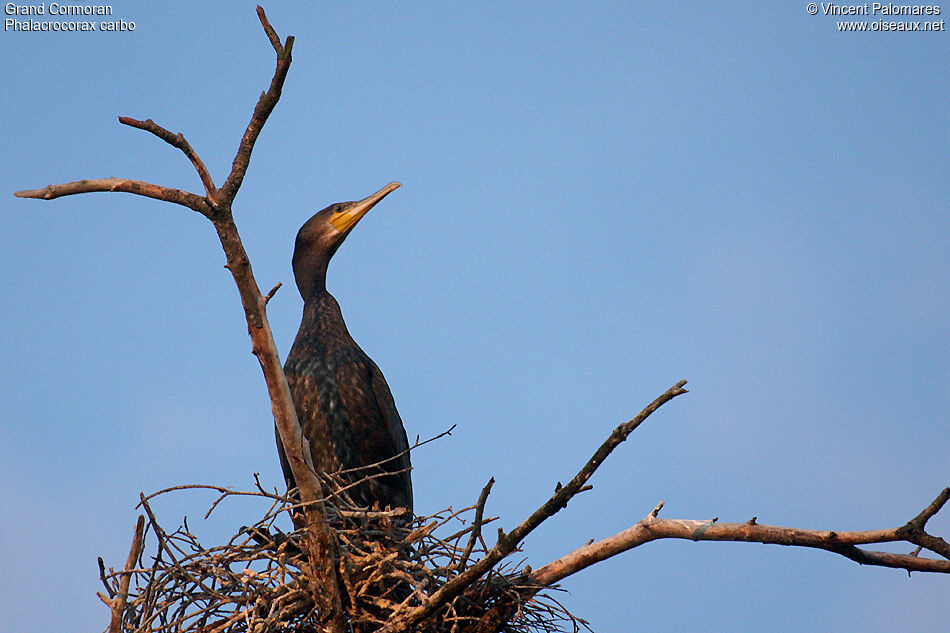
{"left": 276, "top": 182, "right": 412, "bottom": 512}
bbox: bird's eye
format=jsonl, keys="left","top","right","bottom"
{"left": 334, "top": 205, "right": 343, "bottom": 213}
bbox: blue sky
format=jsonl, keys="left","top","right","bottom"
{"left": 1, "top": 2, "right": 947, "bottom": 631}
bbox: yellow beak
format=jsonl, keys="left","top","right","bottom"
{"left": 329, "top": 181, "right": 401, "bottom": 233}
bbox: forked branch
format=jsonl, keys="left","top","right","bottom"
{"left": 220, "top": 6, "right": 294, "bottom": 201}
{"left": 14, "top": 7, "right": 345, "bottom": 632}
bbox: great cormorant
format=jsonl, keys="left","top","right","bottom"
{"left": 276, "top": 182, "right": 412, "bottom": 512}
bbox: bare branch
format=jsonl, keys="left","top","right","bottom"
{"left": 14, "top": 178, "right": 213, "bottom": 217}
{"left": 531, "top": 493, "right": 950, "bottom": 586}
{"left": 379, "top": 380, "right": 688, "bottom": 633}
{"left": 219, "top": 7, "right": 294, "bottom": 202}
{"left": 118, "top": 117, "right": 218, "bottom": 202}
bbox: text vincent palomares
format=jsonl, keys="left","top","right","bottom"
{"left": 817, "top": 2, "right": 941, "bottom": 15}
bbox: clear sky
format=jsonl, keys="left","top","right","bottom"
{"left": 1, "top": 2, "right": 947, "bottom": 631}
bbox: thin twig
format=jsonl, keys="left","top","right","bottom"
{"left": 264, "top": 281, "right": 282, "bottom": 304}
{"left": 335, "top": 425, "right": 456, "bottom": 477}
{"left": 97, "top": 557, "right": 114, "bottom": 599}
{"left": 139, "top": 483, "right": 232, "bottom": 505}
{"left": 457, "top": 478, "right": 495, "bottom": 573}
{"left": 118, "top": 117, "right": 218, "bottom": 202}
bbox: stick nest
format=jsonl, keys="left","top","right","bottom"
{"left": 100, "top": 480, "right": 588, "bottom": 633}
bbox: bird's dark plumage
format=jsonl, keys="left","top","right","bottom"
{"left": 276, "top": 182, "right": 412, "bottom": 512}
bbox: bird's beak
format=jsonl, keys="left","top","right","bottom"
{"left": 329, "top": 181, "right": 401, "bottom": 234}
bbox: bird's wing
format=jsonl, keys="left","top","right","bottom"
{"left": 369, "top": 361, "right": 413, "bottom": 510}
{"left": 279, "top": 368, "right": 340, "bottom": 488}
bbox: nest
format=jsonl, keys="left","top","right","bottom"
{"left": 100, "top": 478, "right": 588, "bottom": 633}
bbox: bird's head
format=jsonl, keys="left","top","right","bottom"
{"left": 292, "top": 181, "right": 401, "bottom": 298}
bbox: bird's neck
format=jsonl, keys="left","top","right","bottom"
{"left": 294, "top": 257, "right": 330, "bottom": 299}
{"left": 299, "top": 290, "right": 354, "bottom": 344}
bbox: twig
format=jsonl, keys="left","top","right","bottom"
{"left": 97, "top": 557, "right": 114, "bottom": 599}
{"left": 139, "top": 483, "right": 232, "bottom": 505}
{"left": 441, "top": 516, "right": 500, "bottom": 544}
{"left": 256, "top": 5, "right": 288, "bottom": 56}
{"left": 898, "top": 487, "right": 950, "bottom": 560}
{"left": 264, "top": 281, "right": 282, "bottom": 304}
{"left": 457, "top": 478, "right": 495, "bottom": 573}
{"left": 906, "top": 487, "right": 949, "bottom": 529}
{"left": 118, "top": 117, "right": 218, "bottom": 202}
{"left": 335, "top": 424, "right": 457, "bottom": 477}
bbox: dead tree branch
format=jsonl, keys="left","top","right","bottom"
{"left": 378, "top": 380, "right": 689, "bottom": 633}
{"left": 117, "top": 116, "right": 218, "bottom": 202}
{"left": 454, "top": 472, "right": 949, "bottom": 632}
{"left": 14, "top": 7, "right": 344, "bottom": 632}
{"left": 14, "top": 178, "right": 213, "bottom": 215}
{"left": 532, "top": 488, "right": 950, "bottom": 587}
{"left": 220, "top": 5, "right": 294, "bottom": 202}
